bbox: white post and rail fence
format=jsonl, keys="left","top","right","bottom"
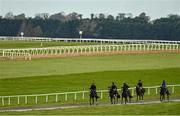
{"left": 0, "top": 84, "right": 179, "bottom": 106}
{"left": 0, "top": 44, "right": 179, "bottom": 60}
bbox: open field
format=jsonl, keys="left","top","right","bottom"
{"left": 1, "top": 53, "right": 180, "bottom": 79}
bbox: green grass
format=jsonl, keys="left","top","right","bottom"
{"left": 1, "top": 53, "right": 180, "bottom": 79}
{"left": 1, "top": 102, "right": 180, "bottom": 115}
{"left": 0, "top": 52, "right": 180, "bottom": 114}
{"left": 0, "top": 41, "right": 101, "bottom": 49}
{"left": 0, "top": 68, "right": 180, "bottom": 96}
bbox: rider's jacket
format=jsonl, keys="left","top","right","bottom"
{"left": 161, "top": 82, "right": 167, "bottom": 88}
{"left": 111, "top": 85, "right": 117, "bottom": 90}
{"left": 137, "top": 82, "right": 143, "bottom": 87}
{"left": 90, "top": 85, "right": 96, "bottom": 91}
{"left": 122, "top": 84, "right": 129, "bottom": 92}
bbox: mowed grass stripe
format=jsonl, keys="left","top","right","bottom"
{"left": 0, "top": 41, "right": 102, "bottom": 49}
{"left": 1, "top": 53, "right": 180, "bottom": 79}
{"left": 0, "top": 68, "right": 180, "bottom": 96}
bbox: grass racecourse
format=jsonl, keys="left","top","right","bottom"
{"left": 0, "top": 41, "right": 180, "bottom": 114}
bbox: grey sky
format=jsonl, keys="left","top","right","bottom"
{"left": 0, "top": 0, "right": 180, "bottom": 19}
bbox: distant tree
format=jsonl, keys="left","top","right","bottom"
{"left": 35, "top": 13, "right": 49, "bottom": 20}
{"left": 78, "top": 14, "right": 83, "bottom": 20}
{"left": 49, "top": 12, "right": 66, "bottom": 22}
{"left": 107, "top": 15, "right": 114, "bottom": 20}
{"left": 138, "top": 12, "right": 150, "bottom": 22}
{"left": 90, "top": 13, "right": 94, "bottom": 20}
{"left": 14, "top": 13, "right": 25, "bottom": 20}
{"left": 4, "top": 12, "right": 14, "bottom": 19}
{"left": 99, "top": 13, "right": 105, "bottom": 19}
{"left": 67, "top": 12, "right": 79, "bottom": 21}
{"left": 116, "top": 13, "right": 125, "bottom": 21}
{"left": 33, "top": 26, "right": 43, "bottom": 37}
{"left": 167, "top": 14, "right": 180, "bottom": 19}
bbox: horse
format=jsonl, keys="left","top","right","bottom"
{"left": 89, "top": 89, "right": 99, "bottom": 105}
{"left": 108, "top": 87, "right": 120, "bottom": 104}
{"left": 121, "top": 89, "right": 133, "bottom": 104}
{"left": 160, "top": 87, "right": 170, "bottom": 102}
{"left": 136, "top": 86, "right": 145, "bottom": 101}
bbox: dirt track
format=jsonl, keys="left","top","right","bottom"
{"left": 1, "top": 50, "right": 180, "bottom": 60}
{"left": 24, "top": 50, "right": 180, "bottom": 59}
{"left": 0, "top": 99, "right": 180, "bottom": 112}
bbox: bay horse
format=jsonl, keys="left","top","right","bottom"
{"left": 121, "top": 89, "right": 133, "bottom": 104}
{"left": 108, "top": 87, "right": 120, "bottom": 104}
{"left": 89, "top": 89, "right": 99, "bottom": 105}
{"left": 136, "top": 86, "right": 145, "bottom": 101}
{"left": 160, "top": 87, "right": 170, "bottom": 102}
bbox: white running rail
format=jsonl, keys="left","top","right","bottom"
{"left": 0, "top": 44, "right": 179, "bottom": 58}
{"left": 0, "top": 84, "right": 180, "bottom": 106}
{"left": 0, "top": 36, "right": 180, "bottom": 44}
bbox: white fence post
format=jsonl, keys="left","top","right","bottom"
{"left": 74, "top": 93, "right": 77, "bottom": 100}
{"left": 65, "top": 94, "right": 67, "bottom": 101}
{"left": 131, "top": 88, "right": 134, "bottom": 96}
{"left": 8, "top": 97, "right": 10, "bottom": 105}
{"left": 35, "top": 96, "right": 38, "bottom": 104}
{"left": 172, "top": 86, "right": 175, "bottom": 93}
{"left": 18, "top": 97, "right": 20, "bottom": 104}
{"left": 56, "top": 94, "right": 58, "bottom": 102}
{"left": 2, "top": 97, "right": 4, "bottom": 106}
{"left": 82, "top": 92, "right": 85, "bottom": 99}
{"left": 100, "top": 91, "right": 103, "bottom": 99}
{"left": 46, "top": 95, "right": 48, "bottom": 103}
{"left": 148, "top": 88, "right": 150, "bottom": 95}
{"left": 156, "top": 88, "right": 158, "bottom": 94}
{"left": 25, "top": 96, "right": 27, "bottom": 104}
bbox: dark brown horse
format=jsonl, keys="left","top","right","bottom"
{"left": 108, "top": 87, "right": 120, "bottom": 104}
{"left": 160, "top": 87, "right": 170, "bottom": 102}
{"left": 136, "top": 86, "right": 145, "bottom": 101}
{"left": 89, "top": 89, "right": 99, "bottom": 105}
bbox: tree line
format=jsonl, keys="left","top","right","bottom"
{"left": 0, "top": 12, "right": 180, "bottom": 40}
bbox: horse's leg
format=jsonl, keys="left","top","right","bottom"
{"left": 129, "top": 97, "right": 131, "bottom": 103}
{"left": 137, "top": 94, "right": 138, "bottom": 101}
{"left": 117, "top": 97, "right": 118, "bottom": 104}
{"left": 121, "top": 97, "right": 123, "bottom": 104}
{"left": 92, "top": 97, "right": 95, "bottom": 105}
{"left": 90, "top": 97, "right": 92, "bottom": 105}
{"left": 167, "top": 94, "right": 169, "bottom": 102}
{"left": 163, "top": 94, "right": 165, "bottom": 101}
{"left": 111, "top": 97, "right": 113, "bottom": 104}
{"left": 114, "top": 97, "right": 116, "bottom": 104}
{"left": 95, "top": 96, "right": 97, "bottom": 105}
{"left": 125, "top": 97, "right": 127, "bottom": 104}
{"left": 160, "top": 94, "right": 162, "bottom": 102}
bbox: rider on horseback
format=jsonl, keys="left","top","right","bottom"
{"left": 90, "top": 83, "right": 98, "bottom": 98}
{"left": 111, "top": 82, "right": 118, "bottom": 93}
{"left": 160, "top": 80, "right": 167, "bottom": 92}
{"left": 122, "top": 82, "right": 129, "bottom": 92}
{"left": 161, "top": 80, "right": 167, "bottom": 89}
{"left": 137, "top": 80, "right": 143, "bottom": 90}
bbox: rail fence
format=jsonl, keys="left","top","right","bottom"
{"left": 0, "top": 51, "right": 31, "bottom": 60}
{"left": 0, "top": 84, "right": 179, "bottom": 106}
{"left": 0, "top": 36, "right": 180, "bottom": 44}
{"left": 0, "top": 44, "right": 179, "bottom": 59}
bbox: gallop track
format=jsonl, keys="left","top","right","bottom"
{"left": 0, "top": 99, "right": 180, "bottom": 112}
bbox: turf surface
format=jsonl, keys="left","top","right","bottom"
{"left": 0, "top": 41, "right": 102, "bottom": 49}
{"left": 1, "top": 102, "right": 180, "bottom": 115}
{"left": 0, "top": 52, "right": 180, "bottom": 114}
